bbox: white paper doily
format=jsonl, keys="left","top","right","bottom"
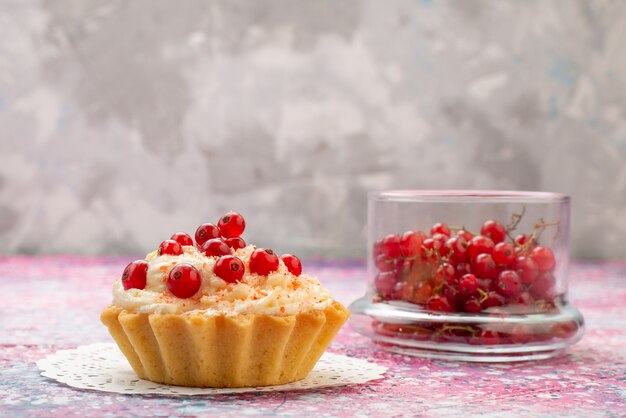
{"left": 37, "top": 343, "right": 387, "bottom": 395}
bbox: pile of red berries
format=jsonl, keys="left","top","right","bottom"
{"left": 373, "top": 218, "right": 558, "bottom": 314}
{"left": 120, "top": 212, "right": 303, "bottom": 299}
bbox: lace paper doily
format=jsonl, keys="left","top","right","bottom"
{"left": 37, "top": 343, "right": 387, "bottom": 395}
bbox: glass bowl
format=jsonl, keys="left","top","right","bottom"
{"left": 349, "top": 190, "right": 584, "bottom": 362}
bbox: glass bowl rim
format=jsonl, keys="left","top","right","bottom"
{"left": 369, "top": 189, "right": 569, "bottom": 203}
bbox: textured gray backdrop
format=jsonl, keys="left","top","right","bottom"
{"left": 0, "top": 0, "right": 625, "bottom": 258}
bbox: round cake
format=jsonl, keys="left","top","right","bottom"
{"left": 101, "top": 212, "right": 349, "bottom": 388}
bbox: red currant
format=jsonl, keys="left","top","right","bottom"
{"left": 280, "top": 254, "right": 302, "bottom": 276}
{"left": 463, "top": 297, "right": 483, "bottom": 313}
{"left": 530, "top": 246, "right": 556, "bottom": 271}
{"left": 454, "top": 262, "right": 471, "bottom": 279}
{"left": 200, "top": 239, "right": 232, "bottom": 257}
{"left": 457, "top": 229, "right": 473, "bottom": 242}
{"left": 492, "top": 242, "right": 516, "bottom": 265}
{"left": 471, "top": 253, "right": 498, "bottom": 279}
{"left": 480, "top": 220, "right": 507, "bottom": 244}
{"left": 442, "top": 285, "right": 460, "bottom": 307}
{"left": 496, "top": 270, "right": 522, "bottom": 298}
{"left": 433, "top": 263, "right": 455, "bottom": 285}
{"left": 478, "top": 277, "right": 497, "bottom": 292}
{"left": 430, "top": 223, "right": 451, "bottom": 238}
{"left": 515, "top": 256, "right": 539, "bottom": 285}
{"left": 510, "top": 325, "right": 533, "bottom": 344}
{"left": 530, "top": 271, "right": 555, "bottom": 299}
{"left": 382, "top": 235, "right": 401, "bottom": 258}
{"left": 214, "top": 255, "right": 245, "bottom": 283}
{"left": 375, "top": 254, "right": 397, "bottom": 272}
{"left": 515, "top": 292, "right": 534, "bottom": 305}
{"left": 469, "top": 330, "right": 500, "bottom": 345}
{"left": 514, "top": 234, "right": 532, "bottom": 247}
{"left": 195, "top": 223, "right": 221, "bottom": 246}
{"left": 167, "top": 264, "right": 201, "bottom": 298}
{"left": 121, "top": 260, "right": 148, "bottom": 290}
{"left": 158, "top": 240, "right": 183, "bottom": 256}
{"left": 431, "top": 233, "right": 449, "bottom": 248}
{"left": 443, "top": 236, "right": 469, "bottom": 263}
{"left": 458, "top": 273, "right": 479, "bottom": 296}
{"left": 170, "top": 232, "right": 194, "bottom": 246}
{"left": 375, "top": 272, "right": 397, "bottom": 299}
{"left": 467, "top": 235, "right": 495, "bottom": 259}
{"left": 427, "top": 295, "right": 454, "bottom": 312}
{"left": 482, "top": 291, "right": 505, "bottom": 309}
{"left": 422, "top": 238, "right": 441, "bottom": 259}
{"left": 224, "top": 236, "right": 246, "bottom": 250}
{"left": 399, "top": 231, "right": 425, "bottom": 258}
{"left": 249, "top": 248, "right": 280, "bottom": 276}
{"left": 217, "top": 212, "right": 246, "bottom": 238}
{"left": 373, "top": 240, "right": 384, "bottom": 257}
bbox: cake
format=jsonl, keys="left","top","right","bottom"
{"left": 101, "top": 212, "right": 349, "bottom": 388}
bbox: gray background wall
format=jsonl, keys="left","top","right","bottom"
{"left": 0, "top": 0, "right": 625, "bottom": 259}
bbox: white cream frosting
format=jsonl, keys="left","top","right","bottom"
{"left": 111, "top": 245, "right": 334, "bottom": 316}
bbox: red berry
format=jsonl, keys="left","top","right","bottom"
{"left": 514, "top": 234, "right": 532, "bottom": 247}
{"left": 433, "top": 263, "right": 455, "bottom": 285}
{"left": 121, "top": 260, "right": 148, "bottom": 290}
{"left": 463, "top": 297, "right": 483, "bottom": 313}
{"left": 195, "top": 223, "right": 220, "bottom": 246}
{"left": 471, "top": 253, "right": 498, "bottom": 279}
{"left": 382, "top": 235, "right": 401, "bottom": 259}
{"left": 530, "top": 271, "right": 556, "bottom": 299}
{"left": 442, "top": 285, "right": 460, "bottom": 307}
{"left": 373, "top": 240, "right": 384, "bottom": 257}
{"left": 467, "top": 235, "right": 495, "bottom": 259}
{"left": 457, "top": 229, "right": 473, "bottom": 242}
{"left": 454, "top": 262, "right": 471, "bottom": 279}
{"left": 167, "top": 264, "right": 201, "bottom": 298}
{"left": 443, "top": 236, "right": 469, "bottom": 263}
{"left": 515, "top": 292, "right": 534, "bottom": 305}
{"left": 496, "top": 270, "right": 522, "bottom": 298}
{"left": 224, "top": 236, "right": 246, "bottom": 250}
{"left": 510, "top": 324, "right": 533, "bottom": 344}
{"left": 482, "top": 291, "right": 505, "bottom": 309}
{"left": 375, "top": 254, "right": 396, "bottom": 272}
{"left": 469, "top": 330, "right": 500, "bottom": 345}
{"left": 458, "top": 273, "right": 479, "bottom": 296}
{"left": 170, "top": 232, "right": 194, "bottom": 246}
{"left": 515, "top": 256, "right": 539, "bottom": 285}
{"left": 158, "top": 239, "right": 183, "bottom": 256}
{"left": 492, "top": 242, "right": 516, "bottom": 265}
{"left": 399, "top": 231, "right": 425, "bottom": 258}
{"left": 430, "top": 223, "right": 451, "bottom": 238}
{"left": 431, "top": 233, "right": 449, "bottom": 248}
{"left": 422, "top": 238, "right": 440, "bottom": 258}
{"left": 530, "top": 246, "right": 556, "bottom": 271}
{"left": 478, "top": 277, "right": 497, "bottom": 292}
{"left": 214, "top": 255, "right": 245, "bottom": 283}
{"left": 217, "top": 211, "right": 246, "bottom": 238}
{"left": 480, "top": 220, "right": 507, "bottom": 244}
{"left": 427, "top": 295, "right": 454, "bottom": 312}
{"left": 249, "top": 248, "right": 280, "bottom": 276}
{"left": 281, "top": 254, "right": 302, "bottom": 276}
{"left": 375, "top": 272, "right": 397, "bottom": 299}
{"left": 200, "top": 238, "right": 232, "bottom": 257}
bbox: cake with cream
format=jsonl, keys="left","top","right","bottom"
{"left": 101, "top": 212, "right": 349, "bottom": 388}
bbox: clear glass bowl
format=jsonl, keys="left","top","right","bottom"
{"left": 349, "top": 190, "right": 584, "bottom": 362}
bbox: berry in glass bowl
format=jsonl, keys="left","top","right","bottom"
{"left": 349, "top": 190, "right": 584, "bottom": 362}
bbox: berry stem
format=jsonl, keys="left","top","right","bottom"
{"left": 506, "top": 206, "right": 526, "bottom": 233}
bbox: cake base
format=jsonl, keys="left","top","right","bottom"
{"left": 101, "top": 302, "right": 349, "bottom": 388}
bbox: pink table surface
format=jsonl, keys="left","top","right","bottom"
{"left": 1, "top": 256, "right": 625, "bottom": 417}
